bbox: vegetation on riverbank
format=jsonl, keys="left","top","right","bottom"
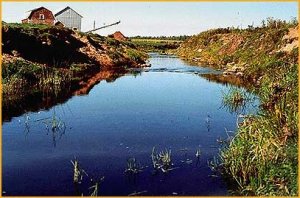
{"left": 177, "top": 18, "right": 298, "bottom": 195}
{"left": 130, "top": 37, "right": 186, "bottom": 53}
{"left": 2, "top": 22, "right": 147, "bottom": 121}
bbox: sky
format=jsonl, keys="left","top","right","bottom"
{"left": 2, "top": 2, "right": 298, "bottom": 37}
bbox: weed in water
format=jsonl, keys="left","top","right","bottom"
{"left": 89, "top": 176, "right": 105, "bottom": 196}
{"left": 151, "top": 147, "right": 174, "bottom": 173}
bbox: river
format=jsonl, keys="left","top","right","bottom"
{"left": 2, "top": 53, "right": 257, "bottom": 196}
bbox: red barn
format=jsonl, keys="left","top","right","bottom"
{"left": 108, "top": 31, "right": 128, "bottom": 41}
{"left": 22, "top": 7, "right": 55, "bottom": 26}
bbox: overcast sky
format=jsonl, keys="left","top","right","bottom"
{"left": 2, "top": 2, "right": 298, "bottom": 36}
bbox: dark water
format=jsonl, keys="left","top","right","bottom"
{"left": 2, "top": 54, "right": 256, "bottom": 196}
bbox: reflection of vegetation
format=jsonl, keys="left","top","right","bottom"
{"left": 200, "top": 73, "right": 250, "bottom": 88}
{"left": 43, "top": 112, "right": 66, "bottom": 133}
{"left": 18, "top": 108, "right": 67, "bottom": 147}
{"left": 23, "top": 113, "right": 31, "bottom": 136}
{"left": 41, "top": 109, "right": 67, "bottom": 147}
{"left": 125, "top": 157, "right": 143, "bottom": 175}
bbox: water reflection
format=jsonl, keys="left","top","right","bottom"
{"left": 205, "top": 114, "right": 212, "bottom": 133}
{"left": 19, "top": 107, "right": 68, "bottom": 147}
{"left": 200, "top": 73, "right": 251, "bottom": 88}
{"left": 3, "top": 69, "right": 128, "bottom": 122}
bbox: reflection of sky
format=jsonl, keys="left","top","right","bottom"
{"left": 2, "top": 2, "right": 298, "bottom": 36}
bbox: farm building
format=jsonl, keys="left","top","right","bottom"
{"left": 22, "top": 7, "right": 55, "bottom": 25}
{"left": 108, "top": 31, "right": 128, "bottom": 41}
{"left": 54, "top": 7, "right": 83, "bottom": 31}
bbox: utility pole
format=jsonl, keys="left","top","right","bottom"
{"left": 93, "top": 20, "right": 96, "bottom": 30}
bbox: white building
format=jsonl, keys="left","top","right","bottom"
{"left": 54, "top": 6, "right": 83, "bottom": 31}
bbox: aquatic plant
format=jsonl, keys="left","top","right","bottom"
{"left": 151, "top": 147, "right": 173, "bottom": 173}
{"left": 71, "top": 158, "right": 83, "bottom": 184}
{"left": 89, "top": 176, "right": 105, "bottom": 196}
{"left": 222, "top": 87, "right": 254, "bottom": 114}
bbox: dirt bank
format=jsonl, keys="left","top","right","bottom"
{"left": 2, "top": 22, "right": 148, "bottom": 121}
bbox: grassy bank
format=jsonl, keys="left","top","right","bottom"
{"left": 177, "top": 18, "right": 298, "bottom": 195}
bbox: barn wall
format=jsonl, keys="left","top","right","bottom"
{"left": 23, "top": 8, "right": 55, "bottom": 25}
{"left": 55, "top": 8, "right": 82, "bottom": 31}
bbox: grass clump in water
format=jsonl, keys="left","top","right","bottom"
{"left": 151, "top": 147, "right": 174, "bottom": 173}
{"left": 222, "top": 87, "right": 254, "bottom": 114}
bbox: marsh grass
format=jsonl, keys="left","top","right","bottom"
{"left": 151, "top": 147, "right": 174, "bottom": 173}
{"left": 221, "top": 87, "right": 255, "bottom": 114}
{"left": 71, "top": 158, "right": 84, "bottom": 184}
{"left": 2, "top": 60, "right": 72, "bottom": 107}
{"left": 71, "top": 157, "right": 105, "bottom": 196}
{"left": 89, "top": 176, "right": 105, "bottom": 196}
{"left": 220, "top": 62, "right": 298, "bottom": 196}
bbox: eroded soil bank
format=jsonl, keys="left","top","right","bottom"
{"left": 2, "top": 23, "right": 148, "bottom": 121}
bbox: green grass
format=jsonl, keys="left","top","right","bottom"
{"left": 131, "top": 38, "right": 181, "bottom": 53}
{"left": 4, "top": 22, "right": 50, "bottom": 30}
{"left": 219, "top": 52, "right": 298, "bottom": 196}
{"left": 125, "top": 48, "right": 148, "bottom": 62}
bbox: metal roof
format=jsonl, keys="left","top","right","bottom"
{"left": 54, "top": 6, "right": 83, "bottom": 18}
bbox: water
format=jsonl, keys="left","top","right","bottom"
{"left": 2, "top": 54, "right": 256, "bottom": 196}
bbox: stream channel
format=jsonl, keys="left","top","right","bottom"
{"left": 3, "top": 53, "right": 257, "bottom": 196}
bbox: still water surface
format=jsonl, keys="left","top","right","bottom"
{"left": 3, "top": 54, "right": 255, "bottom": 196}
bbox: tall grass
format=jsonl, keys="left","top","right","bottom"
{"left": 220, "top": 61, "right": 298, "bottom": 195}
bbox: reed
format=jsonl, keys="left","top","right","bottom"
{"left": 151, "top": 147, "right": 173, "bottom": 173}
{"left": 89, "top": 176, "right": 105, "bottom": 196}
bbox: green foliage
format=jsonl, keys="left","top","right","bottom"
{"left": 5, "top": 22, "right": 50, "bottom": 30}
{"left": 220, "top": 60, "right": 298, "bottom": 196}
{"left": 131, "top": 38, "right": 181, "bottom": 53}
{"left": 126, "top": 48, "right": 148, "bottom": 62}
{"left": 130, "top": 35, "right": 190, "bottom": 41}
{"left": 105, "top": 37, "right": 120, "bottom": 46}
{"left": 176, "top": 17, "right": 296, "bottom": 70}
